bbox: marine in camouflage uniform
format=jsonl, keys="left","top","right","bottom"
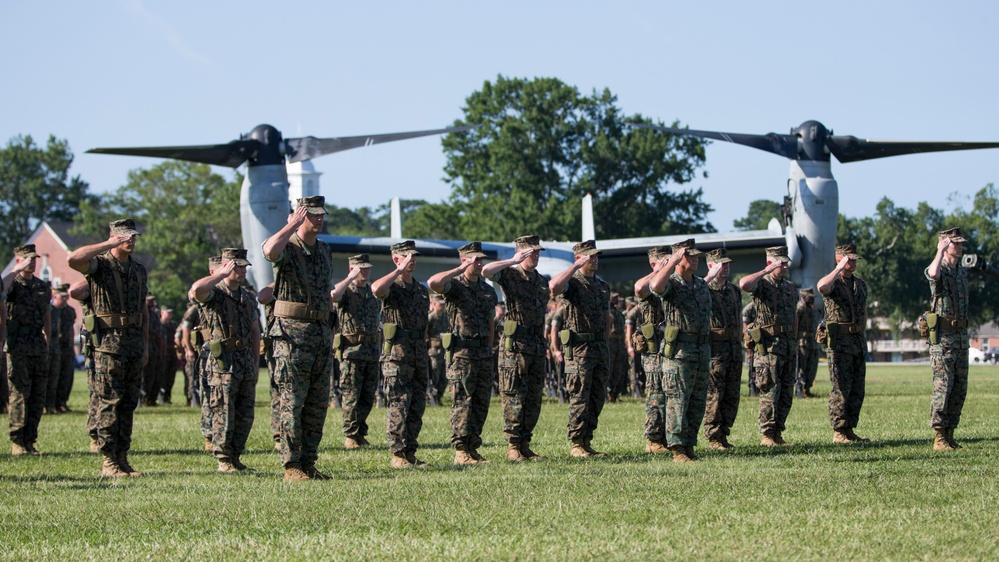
{"left": 262, "top": 197, "right": 335, "bottom": 481}
{"left": 703, "top": 248, "right": 744, "bottom": 451}
{"left": 257, "top": 284, "right": 280, "bottom": 449}
{"left": 483, "top": 235, "right": 550, "bottom": 462}
{"left": 925, "top": 228, "right": 971, "bottom": 451}
{"left": 372, "top": 240, "right": 430, "bottom": 469}
{"left": 190, "top": 248, "right": 261, "bottom": 473}
{"left": 742, "top": 302, "right": 759, "bottom": 397}
{"left": 332, "top": 254, "right": 381, "bottom": 450}
{"left": 427, "top": 295, "right": 449, "bottom": 405}
{"left": 159, "top": 308, "right": 178, "bottom": 404}
{"left": 630, "top": 245, "right": 671, "bottom": 454}
{"left": 649, "top": 239, "right": 711, "bottom": 463}
{"left": 45, "top": 284, "right": 63, "bottom": 414}
{"left": 199, "top": 257, "right": 223, "bottom": 447}
{"left": 56, "top": 288, "right": 77, "bottom": 412}
{"left": 549, "top": 240, "right": 611, "bottom": 458}
{"left": 67, "top": 219, "right": 148, "bottom": 477}
{"left": 740, "top": 246, "right": 798, "bottom": 447}
{"left": 606, "top": 294, "right": 629, "bottom": 402}
{"left": 794, "top": 289, "right": 820, "bottom": 398}
{"left": 69, "top": 281, "right": 99, "bottom": 453}
{"left": 817, "top": 244, "right": 870, "bottom": 444}
{"left": 429, "top": 241, "right": 498, "bottom": 465}
{"left": 4, "top": 245, "right": 51, "bottom": 456}
{"left": 143, "top": 295, "right": 164, "bottom": 406}
{"left": 180, "top": 301, "right": 203, "bottom": 407}
{"left": 546, "top": 299, "right": 568, "bottom": 403}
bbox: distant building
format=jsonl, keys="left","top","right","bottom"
{"left": 287, "top": 160, "right": 322, "bottom": 203}
{"left": 971, "top": 322, "right": 999, "bottom": 355}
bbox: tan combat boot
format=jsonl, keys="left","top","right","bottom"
{"left": 117, "top": 452, "right": 142, "bottom": 477}
{"left": 507, "top": 443, "right": 526, "bottom": 462}
{"left": 569, "top": 440, "right": 591, "bottom": 458}
{"left": 391, "top": 453, "right": 413, "bottom": 469}
{"left": 945, "top": 428, "right": 962, "bottom": 449}
{"left": 646, "top": 440, "right": 669, "bottom": 454}
{"left": 845, "top": 428, "right": 870, "bottom": 443}
{"left": 671, "top": 445, "right": 693, "bottom": 463}
{"left": 833, "top": 430, "right": 852, "bottom": 444}
{"left": 88, "top": 438, "right": 100, "bottom": 454}
{"left": 453, "top": 448, "right": 478, "bottom": 465}
{"left": 405, "top": 451, "right": 427, "bottom": 468}
{"left": 520, "top": 442, "right": 545, "bottom": 460}
{"left": 356, "top": 436, "right": 371, "bottom": 446}
{"left": 760, "top": 432, "right": 779, "bottom": 448}
{"left": 774, "top": 432, "right": 793, "bottom": 447}
{"left": 583, "top": 439, "right": 606, "bottom": 457}
{"left": 933, "top": 429, "right": 955, "bottom": 451}
{"left": 11, "top": 439, "right": 28, "bottom": 456}
{"left": 686, "top": 446, "right": 700, "bottom": 461}
{"left": 344, "top": 437, "right": 361, "bottom": 450}
{"left": 218, "top": 459, "right": 239, "bottom": 474}
{"left": 470, "top": 449, "right": 491, "bottom": 463}
{"left": 101, "top": 455, "right": 129, "bottom": 478}
{"left": 283, "top": 463, "right": 310, "bottom": 482}
{"left": 303, "top": 465, "right": 333, "bottom": 480}
{"left": 231, "top": 457, "right": 248, "bottom": 471}
{"left": 204, "top": 437, "right": 212, "bottom": 452}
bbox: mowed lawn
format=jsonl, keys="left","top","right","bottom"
{"left": 2, "top": 364, "right": 998, "bottom": 560}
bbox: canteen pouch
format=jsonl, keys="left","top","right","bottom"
{"left": 333, "top": 333, "right": 343, "bottom": 361}
{"left": 382, "top": 323, "right": 397, "bottom": 355}
{"left": 925, "top": 313, "right": 938, "bottom": 344}
{"left": 743, "top": 329, "right": 756, "bottom": 351}
{"left": 209, "top": 339, "right": 227, "bottom": 371}
{"left": 749, "top": 326, "right": 762, "bottom": 345}
{"left": 263, "top": 336, "right": 273, "bottom": 360}
{"left": 503, "top": 319, "right": 517, "bottom": 351}
{"left": 558, "top": 329, "right": 572, "bottom": 361}
{"left": 441, "top": 332, "right": 453, "bottom": 364}
{"left": 815, "top": 324, "right": 828, "bottom": 347}
{"left": 83, "top": 315, "right": 99, "bottom": 346}
{"left": 641, "top": 323, "right": 657, "bottom": 354}
{"left": 825, "top": 322, "right": 839, "bottom": 349}
{"left": 662, "top": 325, "right": 680, "bottom": 359}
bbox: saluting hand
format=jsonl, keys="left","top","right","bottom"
{"left": 288, "top": 205, "right": 309, "bottom": 227}
{"left": 217, "top": 260, "right": 237, "bottom": 278}
{"left": 107, "top": 232, "right": 133, "bottom": 248}
{"left": 512, "top": 248, "right": 534, "bottom": 263}
{"left": 937, "top": 237, "right": 952, "bottom": 253}
{"left": 396, "top": 254, "right": 414, "bottom": 273}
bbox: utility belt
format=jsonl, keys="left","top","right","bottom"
{"left": 936, "top": 316, "right": 968, "bottom": 331}
{"left": 759, "top": 324, "right": 793, "bottom": 337}
{"left": 710, "top": 326, "right": 741, "bottom": 342}
{"left": 94, "top": 312, "right": 145, "bottom": 329}
{"left": 381, "top": 323, "right": 424, "bottom": 355}
{"left": 661, "top": 326, "right": 709, "bottom": 359}
{"left": 215, "top": 336, "right": 249, "bottom": 353}
{"left": 450, "top": 335, "right": 490, "bottom": 349}
{"left": 273, "top": 300, "right": 329, "bottom": 322}
{"left": 500, "top": 321, "right": 545, "bottom": 352}
{"left": 334, "top": 331, "right": 378, "bottom": 360}
{"left": 609, "top": 333, "right": 625, "bottom": 341}
{"left": 557, "top": 330, "right": 606, "bottom": 361}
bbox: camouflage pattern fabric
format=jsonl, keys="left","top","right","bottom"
{"left": 493, "top": 266, "right": 549, "bottom": 445}
{"left": 379, "top": 277, "right": 429, "bottom": 455}
{"left": 441, "top": 275, "right": 497, "bottom": 449}
{"left": 93, "top": 350, "right": 143, "bottom": 456}
{"left": 562, "top": 273, "right": 610, "bottom": 357}
{"left": 0, "top": 287, "right": 6, "bottom": 412}
{"left": 45, "top": 304, "right": 62, "bottom": 411}
{"left": 6, "top": 274, "right": 51, "bottom": 444}
{"left": 337, "top": 282, "right": 381, "bottom": 438}
{"left": 340, "top": 359, "right": 378, "bottom": 439}
{"left": 180, "top": 304, "right": 202, "bottom": 406}
{"left": 822, "top": 274, "right": 869, "bottom": 430}
{"left": 159, "top": 318, "right": 178, "bottom": 403}
{"left": 263, "top": 300, "right": 279, "bottom": 443}
{"left": 561, "top": 272, "right": 610, "bottom": 441}
{"left": 926, "top": 263, "right": 969, "bottom": 429}
{"left": 632, "top": 292, "right": 665, "bottom": 442}
{"left": 143, "top": 305, "right": 163, "bottom": 405}
{"left": 75, "top": 293, "right": 98, "bottom": 440}
{"left": 427, "top": 308, "right": 449, "bottom": 403}
{"left": 207, "top": 372, "right": 256, "bottom": 460}
{"left": 57, "top": 305, "right": 77, "bottom": 408}
{"left": 795, "top": 303, "right": 820, "bottom": 392}
{"left": 5, "top": 274, "right": 51, "bottom": 357}
{"left": 607, "top": 307, "right": 628, "bottom": 400}
{"left": 754, "top": 352, "right": 795, "bottom": 434}
{"left": 704, "top": 280, "right": 743, "bottom": 442}
{"left": 655, "top": 273, "right": 711, "bottom": 448}
{"left": 742, "top": 301, "right": 759, "bottom": 396}
{"left": 749, "top": 274, "right": 798, "bottom": 434}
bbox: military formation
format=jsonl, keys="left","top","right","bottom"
{"left": 1, "top": 204, "right": 980, "bottom": 476}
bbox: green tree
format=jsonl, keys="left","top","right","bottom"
{"left": 0, "top": 135, "right": 92, "bottom": 264}
{"left": 324, "top": 204, "right": 381, "bottom": 236}
{"left": 73, "top": 161, "right": 242, "bottom": 313}
{"left": 734, "top": 199, "right": 783, "bottom": 230}
{"left": 440, "top": 75, "right": 713, "bottom": 242}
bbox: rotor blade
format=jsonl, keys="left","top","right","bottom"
{"left": 285, "top": 125, "right": 480, "bottom": 162}
{"left": 827, "top": 136, "right": 999, "bottom": 163}
{"left": 630, "top": 123, "right": 798, "bottom": 159}
{"left": 86, "top": 140, "right": 258, "bottom": 168}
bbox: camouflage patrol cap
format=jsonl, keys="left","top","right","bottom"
{"left": 800, "top": 288, "right": 815, "bottom": 296}
{"left": 835, "top": 244, "right": 862, "bottom": 260}
{"left": 146, "top": 295, "right": 158, "bottom": 304}
{"left": 671, "top": 238, "right": 703, "bottom": 256}
{"left": 572, "top": 240, "right": 602, "bottom": 256}
{"left": 13, "top": 244, "right": 40, "bottom": 259}
{"left": 939, "top": 227, "right": 968, "bottom": 243}
{"left": 647, "top": 245, "right": 672, "bottom": 259}
{"left": 297, "top": 196, "right": 328, "bottom": 215}
{"left": 705, "top": 247, "right": 732, "bottom": 264}
{"left": 458, "top": 241, "right": 487, "bottom": 259}
{"left": 390, "top": 240, "right": 421, "bottom": 256}
{"left": 53, "top": 283, "right": 69, "bottom": 296}
{"left": 109, "top": 218, "right": 140, "bottom": 236}
{"left": 514, "top": 235, "right": 545, "bottom": 251}
{"left": 766, "top": 246, "right": 791, "bottom": 263}
{"left": 208, "top": 255, "right": 223, "bottom": 269}
{"left": 348, "top": 254, "right": 373, "bottom": 269}
{"left": 221, "top": 248, "right": 251, "bottom": 266}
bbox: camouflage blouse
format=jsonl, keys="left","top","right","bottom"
{"left": 441, "top": 274, "right": 497, "bottom": 360}
{"left": 561, "top": 272, "right": 610, "bottom": 358}
{"left": 655, "top": 273, "right": 711, "bottom": 360}
{"left": 820, "top": 274, "right": 868, "bottom": 355}
{"left": 380, "top": 277, "right": 429, "bottom": 361}
{"left": 5, "top": 274, "right": 50, "bottom": 357}
{"left": 200, "top": 283, "right": 259, "bottom": 378}
{"left": 493, "top": 266, "right": 549, "bottom": 356}
{"left": 337, "top": 283, "right": 381, "bottom": 361}
{"left": 269, "top": 234, "right": 334, "bottom": 343}
{"left": 87, "top": 252, "right": 148, "bottom": 358}
{"left": 926, "top": 262, "right": 969, "bottom": 348}
{"left": 708, "top": 280, "right": 742, "bottom": 358}
{"left": 60, "top": 305, "right": 77, "bottom": 354}
{"left": 748, "top": 273, "right": 798, "bottom": 357}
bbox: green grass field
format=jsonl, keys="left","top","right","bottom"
{"left": 2, "top": 364, "right": 998, "bottom": 560}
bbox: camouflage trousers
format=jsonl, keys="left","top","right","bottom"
{"left": 58, "top": 349, "right": 75, "bottom": 408}
{"left": 565, "top": 350, "right": 608, "bottom": 442}
{"left": 93, "top": 351, "right": 143, "bottom": 456}
{"left": 661, "top": 349, "right": 710, "bottom": 448}
{"left": 929, "top": 343, "right": 968, "bottom": 429}
{"left": 0, "top": 354, "right": 7, "bottom": 413}
{"left": 143, "top": 347, "right": 163, "bottom": 406}
{"left": 267, "top": 354, "right": 279, "bottom": 443}
{"left": 827, "top": 349, "right": 866, "bottom": 430}
{"left": 796, "top": 342, "right": 819, "bottom": 392}
{"left": 46, "top": 349, "right": 61, "bottom": 411}
{"left": 383, "top": 355, "right": 428, "bottom": 455}
{"left": 642, "top": 354, "right": 665, "bottom": 443}
{"left": 448, "top": 356, "right": 493, "bottom": 450}
{"left": 704, "top": 353, "right": 743, "bottom": 441}
{"left": 755, "top": 351, "right": 795, "bottom": 434}
{"left": 606, "top": 339, "right": 628, "bottom": 400}
{"left": 184, "top": 353, "right": 200, "bottom": 407}
{"left": 85, "top": 355, "right": 98, "bottom": 440}
{"left": 199, "top": 350, "right": 213, "bottom": 439}
{"left": 160, "top": 351, "right": 178, "bottom": 404}
{"left": 498, "top": 350, "right": 545, "bottom": 446}
{"left": 339, "top": 359, "right": 378, "bottom": 439}
{"left": 208, "top": 371, "right": 257, "bottom": 460}
{"left": 6, "top": 353, "right": 48, "bottom": 444}
{"left": 428, "top": 347, "right": 447, "bottom": 403}
{"left": 273, "top": 338, "right": 332, "bottom": 467}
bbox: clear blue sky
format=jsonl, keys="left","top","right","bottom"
{"left": 2, "top": 1, "right": 996, "bottom": 234}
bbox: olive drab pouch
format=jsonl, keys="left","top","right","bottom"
{"left": 441, "top": 333, "right": 453, "bottom": 364}
{"left": 815, "top": 324, "right": 828, "bottom": 347}
{"left": 503, "top": 319, "right": 517, "bottom": 351}
{"left": 382, "top": 323, "right": 397, "bottom": 355}
{"left": 333, "top": 333, "right": 343, "bottom": 361}
{"left": 662, "top": 325, "right": 680, "bottom": 359}
{"left": 558, "top": 329, "right": 572, "bottom": 361}
{"left": 263, "top": 336, "right": 273, "bottom": 360}
{"left": 925, "top": 312, "right": 939, "bottom": 344}
{"left": 641, "top": 323, "right": 657, "bottom": 354}
{"left": 209, "top": 339, "right": 227, "bottom": 371}
{"left": 825, "top": 322, "right": 839, "bottom": 349}
{"left": 83, "top": 315, "right": 99, "bottom": 346}
{"left": 749, "top": 326, "right": 762, "bottom": 345}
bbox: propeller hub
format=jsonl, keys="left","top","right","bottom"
{"left": 245, "top": 124, "right": 285, "bottom": 166}
{"left": 794, "top": 120, "right": 831, "bottom": 162}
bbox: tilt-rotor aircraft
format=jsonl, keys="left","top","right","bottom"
{"left": 88, "top": 124, "right": 477, "bottom": 290}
